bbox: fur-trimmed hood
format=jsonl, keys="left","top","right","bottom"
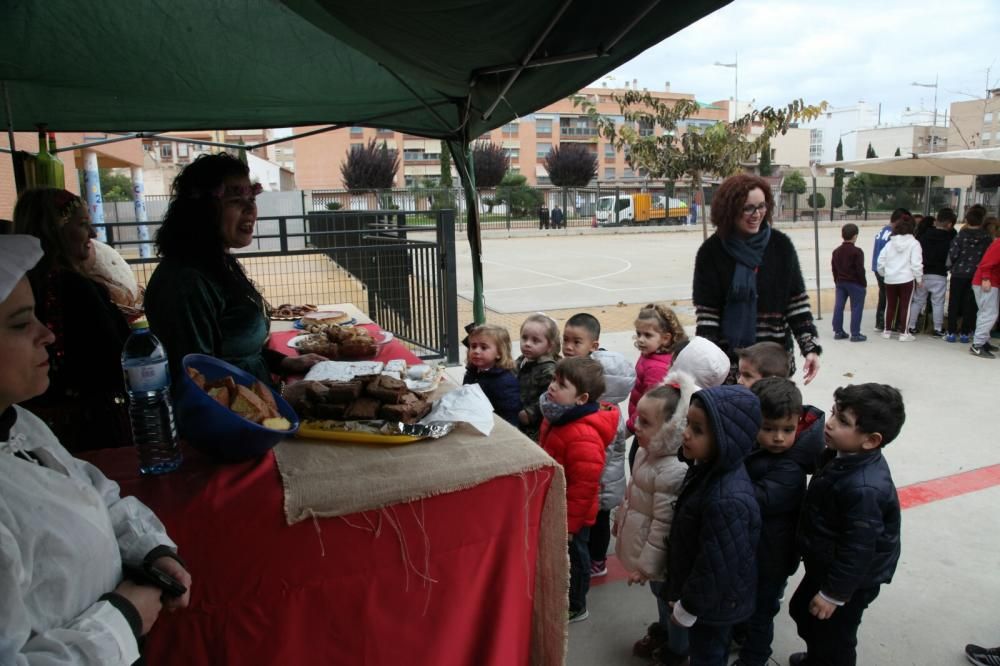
{"left": 644, "top": 370, "right": 698, "bottom": 459}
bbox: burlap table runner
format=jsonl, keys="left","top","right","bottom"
{"left": 273, "top": 416, "right": 569, "bottom": 665}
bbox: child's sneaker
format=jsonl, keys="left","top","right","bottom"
{"left": 850, "top": 334, "right": 867, "bottom": 342}
{"left": 970, "top": 344, "right": 996, "bottom": 359}
{"left": 881, "top": 330, "right": 892, "bottom": 339}
{"left": 984, "top": 341, "right": 999, "bottom": 352}
{"left": 833, "top": 331, "right": 849, "bottom": 340}
{"left": 960, "top": 334, "right": 971, "bottom": 344}
{"left": 945, "top": 333, "right": 957, "bottom": 343}
{"left": 898, "top": 333, "right": 916, "bottom": 342}
{"left": 931, "top": 329, "right": 944, "bottom": 338}
{"left": 908, "top": 327, "right": 918, "bottom": 335}
{"left": 965, "top": 643, "right": 1000, "bottom": 666}
{"left": 589, "top": 559, "right": 608, "bottom": 577}
{"left": 632, "top": 622, "right": 670, "bottom": 659}
{"left": 568, "top": 607, "right": 589, "bottom": 623}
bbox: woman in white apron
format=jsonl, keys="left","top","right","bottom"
{"left": 0, "top": 234, "right": 191, "bottom": 665}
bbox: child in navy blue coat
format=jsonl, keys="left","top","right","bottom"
{"left": 463, "top": 324, "right": 521, "bottom": 426}
{"left": 737, "top": 378, "right": 818, "bottom": 666}
{"left": 789, "top": 383, "right": 904, "bottom": 666}
{"left": 661, "top": 384, "right": 761, "bottom": 666}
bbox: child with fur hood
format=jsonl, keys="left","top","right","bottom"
{"left": 615, "top": 336, "right": 731, "bottom": 664}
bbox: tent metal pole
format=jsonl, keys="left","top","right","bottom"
{"left": 380, "top": 65, "right": 457, "bottom": 134}
{"left": 1, "top": 80, "right": 27, "bottom": 194}
{"left": 245, "top": 124, "right": 345, "bottom": 151}
{"left": 481, "top": 0, "right": 574, "bottom": 121}
{"left": 49, "top": 131, "right": 163, "bottom": 154}
{"left": 450, "top": 138, "right": 485, "bottom": 324}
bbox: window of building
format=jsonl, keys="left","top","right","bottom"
{"left": 350, "top": 126, "right": 364, "bottom": 135}
{"left": 604, "top": 144, "right": 615, "bottom": 159}
{"left": 638, "top": 118, "right": 655, "bottom": 137}
{"left": 536, "top": 142, "right": 551, "bottom": 158}
{"left": 177, "top": 142, "right": 189, "bottom": 158}
{"left": 623, "top": 168, "right": 634, "bottom": 179}
{"left": 351, "top": 142, "right": 364, "bottom": 151}
{"left": 985, "top": 112, "right": 993, "bottom": 124}
{"left": 559, "top": 116, "right": 598, "bottom": 137}
{"left": 536, "top": 119, "right": 552, "bottom": 135}
{"left": 604, "top": 167, "right": 616, "bottom": 179}
{"left": 160, "top": 143, "right": 172, "bottom": 159}
{"left": 376, "top": 127, "right": 393, "bottom": 136}
{"left": 983, "top": 139, "right": 991, "bottom": 146}
{"left": 770, "top": 148, "right": 776, "bottom": 161}
{"left": 502, "top": 122, "right": 519, "bottom": 136}
{"left": 509, "top": 166, "right": 520, "bottom": 174}
{"left": 504, "top": 148, "right": 519, "bottom": 161}
{"left": 809, "top": 129, "right": 823, "bottom": 161}
{"left": 982, "top": 131, "right": 992, "bottom": 142}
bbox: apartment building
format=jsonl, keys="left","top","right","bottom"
{"left": 140, "top": 129, "right": 294, "bottom": 195}
{"left": 292, "top": 83, "right": 730, "bottom": 190}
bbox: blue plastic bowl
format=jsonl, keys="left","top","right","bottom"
{"left": 176, "top": 353, "right": 300, "bottom": 463}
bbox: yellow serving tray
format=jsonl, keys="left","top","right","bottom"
{"left": 296, "top": 422, "right": 424, "bottom": 445}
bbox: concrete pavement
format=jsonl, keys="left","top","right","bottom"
{"left": 446, "top": 225, "right": 999, "bottom": 665}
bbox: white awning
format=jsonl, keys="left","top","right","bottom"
{"left": 819, "top": 147, "right": 1000, "bottom": 177}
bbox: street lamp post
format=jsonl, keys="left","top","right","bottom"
{"left": 715, "top": 56, "right": 738, "bottom": 121}
{"left": 912, "top": 75, "right": 939, "bottom": 215}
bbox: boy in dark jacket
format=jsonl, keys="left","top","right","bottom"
{"left": 831, "top": 223, "right": 868, "bottom": 342}
{"left": 789, "top": 383, "right": 904, "bottom": 666}
{"left": 947, "top": 204, "right": 993, "bottom": 343}
{"left": 736, "top": 378, "right": 816, "bottom": 666}
{"left": 661, "top": 384, "right": 761, "bottom": 666}
{"left": 907, "top": 216, "right": 952, "bottom": 336}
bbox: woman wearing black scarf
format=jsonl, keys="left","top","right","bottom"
{"left": 692, "top": 175, "right": 822, "bottom": 384}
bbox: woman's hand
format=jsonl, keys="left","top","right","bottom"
{"left": 151, "top": 556, "right": 192, "bottom": 611}
{"left": 113, "top": 580, "right": 163, "bottom": 635}
{"left": 279, "top": 353, "right": 326, "bottom": 375}
{"left": 802, "top": 352, "right": 820, "bottom": 385}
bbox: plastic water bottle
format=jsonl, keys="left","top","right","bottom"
{"left": 122, "top": 319, "right": 181, "bottom": 475}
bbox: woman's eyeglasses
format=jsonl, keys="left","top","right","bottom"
{"left": 742, "top": 203, "right": 768, "bottom": 216}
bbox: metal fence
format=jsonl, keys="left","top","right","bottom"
{"left": 103, "top": 209, "right": 460, "bottom": 364}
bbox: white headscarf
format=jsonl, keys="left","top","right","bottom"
{"left": 0, "top": 235, "right": 43, "bottom": 302}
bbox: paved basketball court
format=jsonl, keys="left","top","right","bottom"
{"left": 447, "top": 224, "right": 999, "bottom": 665}
{"left": 455, "top": 222, "right": 852, "bottom": 314}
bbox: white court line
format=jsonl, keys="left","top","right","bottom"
{"left": 482, "top": 255, "right": 634, "bottom": 293}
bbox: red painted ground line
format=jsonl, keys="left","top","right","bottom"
{"left": 592, "top": 463, "right": 1000, "bottom": 588}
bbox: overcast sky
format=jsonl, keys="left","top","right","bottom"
{"left": 603, "top": 0, "right": 1000, "bottom": 123}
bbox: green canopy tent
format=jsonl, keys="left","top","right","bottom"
{"left": 1, "top": 0, "right": 731, "bottom": 322}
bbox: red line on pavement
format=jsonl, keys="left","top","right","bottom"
{"left": 592, "top": 462, "right": 1000, "bottom": 588}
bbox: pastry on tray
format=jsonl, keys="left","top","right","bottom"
{"left": 343, "top": 396, "right": 381, "bottom": 420}
{"left": 365, "top": 375, "right": 407, "bottom": 403}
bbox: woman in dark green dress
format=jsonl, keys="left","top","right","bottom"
{"left": 145, "top": 153, "right": 323, "bottom": 387}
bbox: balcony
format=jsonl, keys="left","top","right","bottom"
{"left": 559, "top": 126, "right": 599, "bottom": 140}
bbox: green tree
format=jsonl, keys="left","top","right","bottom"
{"left": 866, "top": 143, "right": 877, "bottom": 158}
{"left": 758, "top": 141, "right": 773, "bottom": 176}
{"left": 439, "top": 140, "right": 453, "bottom": 187}
{"left": 340, "top": 138, "right": 399, "bottom": 191}
{"left": 544, "top": 143, "right": 597, "bottom": 187}
{"left": 99, "top": 169, "right": 133, "bottom": 202}
{"left": 577, "top": 91, "right": 826, "bottom": 237}
{"left": 471, "top": 141, "right": 509, "bottom": 188}
{"left": 845, "top": 174, "right": 869, "bottom": 209}
{"left": 894, "top": 147, "right": 901, "bottom": 157}
{"left": 495, "top": 172, "right": 542, "bottom": 216}
{"left": 832, "top": 140, "right": 844, "bottom": 208}
{"left": 807, "top": 191, "right": 826, "bottom": 209}
{"left": 781, "top": 170, "right": 807, "bottom": 194}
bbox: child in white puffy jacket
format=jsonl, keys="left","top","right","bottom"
{"left": 876, "top": 216, "right": 923, "bottom": 341}
{"left": 614, "top": 376, "right": 693, "bottom": 662}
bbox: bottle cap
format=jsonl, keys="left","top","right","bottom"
{"left": 131, "top": 318, "right": 151, "bottom": 331}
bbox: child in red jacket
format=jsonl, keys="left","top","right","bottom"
{"left": 539, "top": 356, "right": 620, "bottom": 623}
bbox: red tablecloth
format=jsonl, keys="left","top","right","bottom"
{"left": 268, "top": 325, "right": 424, "bottom": 366}
{"left": 82, "top": 445, "right": 554, "bottom": 665}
